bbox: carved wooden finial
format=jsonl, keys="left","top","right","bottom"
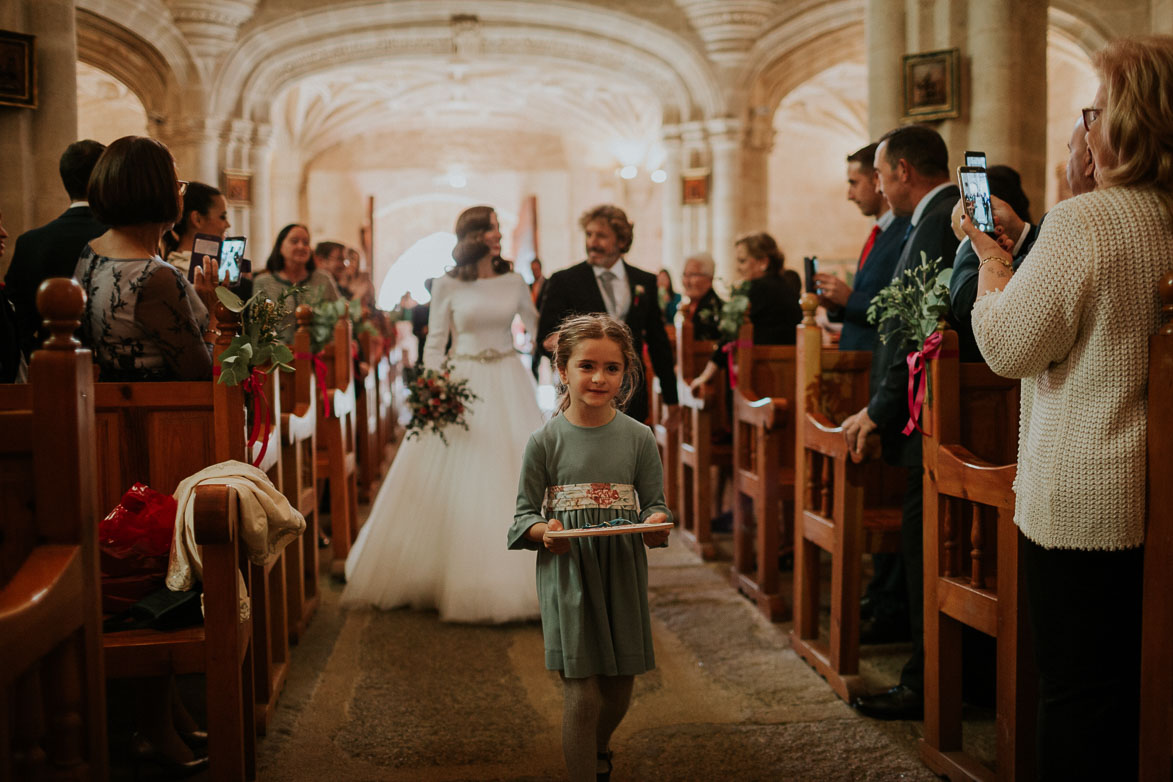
{"left": 215, "top": 301, "right": 242, "bottom": 348}
{"left": 1160, "top": 270, "right": 1173, "bottom": 336}
{"left": 800, "top": 292, "right": 818, "bottom": 326}
{"left": 37, "top": 278, "right": 85, "bottom": 350}
{"left": 295, "top": 304, "right": 313, "bottom": 328}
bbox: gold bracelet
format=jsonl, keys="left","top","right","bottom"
{"left": 979, "top": 256, "right": 1013, "bottom": 270}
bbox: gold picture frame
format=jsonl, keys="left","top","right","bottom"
{"left": 222, "top": 169, "right": 252, "bottom": 205}
{"left": 0, "top": 30, "right": 36, "bottom": 109}
{"left": 901, "top": 48, "right": 960, "bottom": 122}
{"left": 682, "top": 168, "right": 710, "bottom": 205}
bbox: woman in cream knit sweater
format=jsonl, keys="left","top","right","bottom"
{"left": 962, "top": 36, "right": 1173, "bottom": 781}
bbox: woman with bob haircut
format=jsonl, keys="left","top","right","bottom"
{"left": 342, "top": 204, "right": 545, "bottom": 624}
{"left": 962, "top": 34, "right": 1173, "bottom": 780}
{"left": 74, "top": 135, "right": 219, "bottom": 381}
{"left": 252, "top": 223, "right": 340, "bottom": 341}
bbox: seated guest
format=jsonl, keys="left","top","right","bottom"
{"left": 314, "top": 240, "right": 351, "bottom": 297}
{"left": 688, "top": 231, "right": 802, "bottom": 392}
{"left": 74, "top": 136, "right": 218, "bottom": 382}
{"left": 0, "top": 207, "right": 27, "bottom": 383}
{"left": 657, "top": 268, "right": 682, "bottom": 323}
{"left": 4, "top": 139, "right": 107, "bottom": 361}
{"left": 681, "top": 251, "right": 723, "bottom": 341}
{"left": 253, "top": 224, "right": 340, "bottom": 342}
{"left": 162, "top": 182, "right": 230, "bottom": 278}
{"left": 962, "top": 36, "right": 1173, "bottom": 779}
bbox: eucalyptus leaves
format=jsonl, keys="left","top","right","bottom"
{"left": 214, "top": 286, "right": 297, "bottom": 386}
{"left": 310, "top": 297, "right": 378, "bottom": 354}
{"left": 716, "top": 280, "right": 751, "bottom": 342}
{"left": 866, "top": 252, "right": 953, "bottom": 349}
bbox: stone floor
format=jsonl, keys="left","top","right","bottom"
{"left": 247, "top": 517, "right": 957, "bottom": 781}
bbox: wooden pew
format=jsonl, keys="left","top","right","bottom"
{"left": 729, "top": 322, "right": 796, "bottom": 621}
{"left": 355, "top": 329, "right": 382, "bottom": 503}
{"left": 676, "top": 317, "right": 731, "bottom": 560}
{"left": 790, "top": 294, "right": 904, "bottom": 701}
{"left": 650, "top": 323, "right": 678, "bottom": 520}
{"left": 281, "top": 306, "right": 320, "bottom": 643}
{"left": 92, "top": 305, "right": 294, "bottom": 736}
{"left": 1140, "top": 270, "right": 1173, "bottom": 781}
{"left": 920, "top": 327, "right": 1031, "bottom": 781}
{"left": 0, "top": 279, "right": 107, "bottom": 781}
{"left": 372, "top": 318, "right": 399, "bottom": 459}
{"left": 316, "top": 317, "right": 361, "bottom": 574}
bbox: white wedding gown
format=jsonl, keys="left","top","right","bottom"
{"left": 342, "top": 271, "right": 544, "bottom": 623}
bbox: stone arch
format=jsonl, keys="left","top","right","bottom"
{"left": 1049, "top": 4, "right": 1113, "bottom": 58}
{"left": 211, "top": 1, "right": 723, "bottom": 127}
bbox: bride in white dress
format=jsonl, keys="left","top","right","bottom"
{"left": 342, "top": 206, "right": 544, "bottom": 623}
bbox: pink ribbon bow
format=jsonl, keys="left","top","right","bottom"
{"left": 902, "top": 332, "right": 954, "bottom": 436}
{"left": 295, "top": 352, "right": 332, "bottom": 418}
{"left": 722, "top": 339, "right": 752, "bottom": 389}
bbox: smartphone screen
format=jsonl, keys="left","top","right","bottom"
{"left": 187, "top": 233, "right": 223, "bottom": 282}
{"left": 957, "top": 166, "right": 996, "bottom": 234}
{"left": 220, "top": 237, "right": 246, "bottom": 283}
{"left": 964, "top": 150, "right": 987, "bottom": 168}
{"left": 803, "top": 256, "right": 819, "bottom": 294}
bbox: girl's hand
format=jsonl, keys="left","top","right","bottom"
{"left": 543, "top": 519, "right": 571, "bottom": 555}
{"left": 642, "top": 512, "right": 671, "bottom": 547}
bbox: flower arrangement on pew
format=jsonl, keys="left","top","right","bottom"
{"left": 716, "top": 280, "right": 751, "bottom": 342}
{"left": 214, "top": 286, "right": 299, "bottom": 466}
{"left": 866, "top": 251, "right": 953, "bottom": 434}
{"left": 309, "top": 296, "right": 377, "bottom": 355}
{"left": 401, "top": 362, "right": 479, "bottom": 445}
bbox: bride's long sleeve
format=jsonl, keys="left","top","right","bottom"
{"left": 422, "top": 275, "right": 452, "bottom": 370}
{"left": 517, "top": 273, "right": 538, "bottom": 338}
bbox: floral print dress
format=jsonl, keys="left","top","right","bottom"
{"left": 510, "top": 412, "right": 671, "bottom": 678}
{"left": 74, "top": 245, "right": 210, "bottom": 380}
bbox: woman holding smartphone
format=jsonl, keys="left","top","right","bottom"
{"left": 162, "top": 181, "right": 230, "bottom": 278}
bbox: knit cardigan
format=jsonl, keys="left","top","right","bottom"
{"left": 972, "top": 185, "right": 1173, "bottom": 551}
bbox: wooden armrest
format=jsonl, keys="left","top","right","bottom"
{"left": 734, "top": 392, "right": 788, "bottom": 430}
{"left": 194, "top": 484, "right": 238, "bottom": 545}
{"left": 0, "top": 545, "right": 83, "bottom": 677}
{"left": 935, "top": 444, "right": 1017, "bottom": 509}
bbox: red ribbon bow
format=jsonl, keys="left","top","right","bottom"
{"left": 902, "top": 332, "right": 953, "bottom": 436}
{"left": 242, "top": 368, "right": 272, "bottom": 468}
{"left": 722, "top": 339, "right": 752, "bottom": 389}
{"left": 295, "top": 352, "right": 332, "bottom": 418}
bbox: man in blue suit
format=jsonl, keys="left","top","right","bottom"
{"left": 841, "top": 125, "right": 961, "bottom": 721}
{"left": 817, "top": 143, "right": 913, "bottom": 646}
{"left": 816, "top": 143, "right": 910, "bottom": 355}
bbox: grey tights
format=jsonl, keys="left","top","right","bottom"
{"left": 560, "top": 674, "right": 634, "bottom": 781}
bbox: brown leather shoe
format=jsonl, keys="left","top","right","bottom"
{"left": 852, "top": 685, "right": 923, "bottom": 720}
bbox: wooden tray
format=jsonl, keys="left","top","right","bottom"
{"left": 546, "top": 522, "right": 673, "bottom": 539}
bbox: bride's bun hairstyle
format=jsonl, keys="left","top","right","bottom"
{"left": 449, "top": 205, "right": 512, "bottom": 281}
{"left": 551, "top": 313, "right": 641, "bottom": 414}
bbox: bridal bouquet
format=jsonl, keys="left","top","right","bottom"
{"left": 402, "top": 362, "right": 479, "bottom": 445}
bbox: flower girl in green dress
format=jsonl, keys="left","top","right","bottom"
{"left": 509, "top": 314, "right": 672, "bottom": 781}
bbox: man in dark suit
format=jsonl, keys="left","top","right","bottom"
{"left": 816, "top": 142, "right": 913, "bottom": 645}
{"left": 841, "top": 125, "right": 961, "bottom": 721}
{"left": 537, "top": 205, "right": 679, "bottom": 427}
{"left": 816, "top": 143, "right": 911, "bottom": 354}
{"left": 5, "top": 139, "right": 107, "bottom": 359}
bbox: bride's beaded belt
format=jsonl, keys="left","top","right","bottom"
{"left": 546, "top": 483, "right": 638, "bottom": 512}
{"left": 451, "top": 348, "right": 515, "bottom": 363}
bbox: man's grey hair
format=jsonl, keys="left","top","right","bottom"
{"left": 684, "top": 251, "right": 715, "bottom": 276}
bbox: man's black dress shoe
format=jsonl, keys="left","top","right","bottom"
{"left": 852, "top": 685, "right": 924, "bottom": 720}
{"left": 859, "top": 616, "right": 910, "bottom": 644}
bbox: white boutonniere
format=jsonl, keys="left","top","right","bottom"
{"left": 633, "top": 284, "right": 645, "bottom": 307}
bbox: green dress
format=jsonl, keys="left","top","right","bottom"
{"left": 509, "top": 412, "right": 671, "bottom": 678}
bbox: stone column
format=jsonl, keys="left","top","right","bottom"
{"left": 708, "top": 119, "right": 743, "bottom": 283}
{"left": 0, "top": 0, "right": 79, "bottom": 254}
{"left": 1156, "top": 0, "right": 1173, "bottom": 32}
{"left": 867, "top": 0, "right": 906, "bottom": 138}
{"left": 740, "top": 108, "right": 774, "bottom": 237}
{"left": 660, "top": 128, "right": 683, "bottom": 275}
{"left": 968, "top": 0, "right": 1047, "bottom": 214}
{"left": 161, "top": 115, "right": 224, "bottom": 184}
{"left": 250, "top": 124, "right": 273, "bottom": 251}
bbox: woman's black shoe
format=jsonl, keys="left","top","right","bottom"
{"left": 179, "top": 729, "right": 208, "bottom": 751}
{"left": 129, "top": 732, "right": 209, "bottom": 779}
{"left": 597, "top": 749, "right": 613, "bottom": 782}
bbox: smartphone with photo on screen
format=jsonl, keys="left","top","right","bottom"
{"left": 219, "top": 237, "right": 246, "bottom": 284}
{"left": 964, "top": 150, "right": 987, "bottom": 169}
{"left": 957, "top": 166, "right": 997, "bottom": 234}
{"left": 186, "top": 233, "right": 222, "bottom": 283}
{"left": 803, "top": 256, "right": 819, "bottom": 294}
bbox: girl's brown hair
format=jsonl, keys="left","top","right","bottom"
{"left": 551, "top": 314, "right": 641, "bottom": 414}
{"left": 449, "top": 205, "right": 511, "bottom": 281}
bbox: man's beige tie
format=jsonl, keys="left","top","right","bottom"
{"left": 598, "top": 270, "right": 619, "bottom": 318}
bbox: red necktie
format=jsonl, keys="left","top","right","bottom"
{"left": 858, "top": 224, "right": 881, "bottom": 269}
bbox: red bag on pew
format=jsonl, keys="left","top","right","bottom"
{"left": 98, "top": 483, "right": 178, "bottom": 614}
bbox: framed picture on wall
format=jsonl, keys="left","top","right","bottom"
{"left": 0, "top": 31, "right": 36, "bottom": 109}
{"left": 901, "top": 48, "right": 960, "bottom": 122}
{"left": 222, "top": 170, "right": 252, "bottom": 205}
{"left": 682, "top": 169, "right": 710, "bottom": 205}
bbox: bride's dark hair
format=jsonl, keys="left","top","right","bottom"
{"left": 448, "top": 205, "right": 512, "bottom": 281}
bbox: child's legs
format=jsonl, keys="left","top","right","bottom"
{"left": 561, "top": 674, "right": 603, "bottom": 782}
{"left": 596, "top": 675, "right": 634, "bottom": 752}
